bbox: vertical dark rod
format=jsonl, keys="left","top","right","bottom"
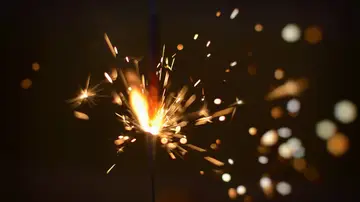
{"left": 148, "top": 0, "right": 160, "bottom": 201}
{"left": 147, "top": 134, "right": 156, "bottom": 202}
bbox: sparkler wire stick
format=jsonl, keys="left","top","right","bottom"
{"left": 148, "top": 0, "right": 160, "bottom": 201}
{"left": 146, "top": 133, "right": 156, "bottom": 202}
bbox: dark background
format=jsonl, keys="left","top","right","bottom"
{"left": 6, "top": 0, "right": 359, "bottom": 201}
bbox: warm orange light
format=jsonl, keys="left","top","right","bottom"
{"left": 177, "top": 44, "right": 184, "bottom": 51}
{"left": 129, "top": 88, "right": 164, "bottom": 135}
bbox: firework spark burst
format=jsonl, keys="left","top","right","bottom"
{"left": 67, "top": 8, "right": 356, "bottom": 200}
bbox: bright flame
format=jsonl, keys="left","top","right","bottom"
{"left": 129, "top": 88, "right": 164, "bottom": 135}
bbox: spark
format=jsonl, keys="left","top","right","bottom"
{"left": 206, "top": 41, "right": 211, "bottom": 47}
{"left": 104, "top": 72, "right": 113, "bottom": 83}
{"left": 204, "top": 156, "right": 224, "bottom": 166}
{"left": 194, "top": 79, "right": 201, "bottom": 87}
{"left": 74, "top": 111, "right": 89, "bottom": 120}
{"left": 230, "top": 8, "right": 239, "bottom": 19}
{"left": 67, "top": 76, "right": 101, "bottom": 107}
{"left": 230, "top": 61, "right": 237, "bottom": 67}
{"left": 69, "top": 14, "right": 348, "bottom": 198}
{"left": 104, "top": 33, "right": 116, "bottom": 58}
{"left": 106, "top": 164, "right": 116, "bottom": 174}
{"left": 266, "top": 78, "right": 308, "bottom": 101}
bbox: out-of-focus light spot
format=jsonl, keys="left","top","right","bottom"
{"left": 21, "top": 78, "right": 32, "bottom": 89}
{"left": 125, "top": 56, "right": 130, "bottom": 62}
{"left": 293, "top": 146, "right": 305, "bottom": 158}
{"left": 206, "top": 53, "right": 211, "bottom": 58}
{"left": 230, "top": 8, "right": 239, "bottom": 19}
{"left": 276, "top": 181, "right": 292, "bottom": 196}
{"left": 118, "top": 135, "right": 124, "bottom": 139}
{"left": 271, "top": 106, "right": 283, "bottom": 119}
{"left": 214, "top": 98, "right": 222, "bottom": 105}
{"left": 114, "top": 46, "right": 118, "bottom": 54}
{"left": 293, "top": 158, "right": 307, "bottom": 172}
{"left": 258, "top": 146, "right": 269, "bottom": 154}
{"left": 161, "top": 137, "right": 168, "bottom": 145}
{"left": 225, "top": 68, "right": 230, "bottom": 73}
{"left": 131, "top": 138, "right": 136, "bottom": 143}
{"left": 237, "top": 185, "right": 246, "bottom": 195}
{"left": 228, "top": 158, "right": 234, "bottom": 165}
{"left": 249, "top": 127, "right": 257, "bottom": 136}
{"left": 193, "top": 34, "right": 199, "bottom": 40}
{"left": 128, "top": 86, "right": 132, "bottom": 91}
{"left": 304, "top": 26, "right": 322, "bottom": 44}
{"left": 210, "top": 143, "right": 217, "bottom": 150}
{"left": 219, "top": 116, "right": 226, "bottom": 121}
{"left": 248, "top": 64, "right": 257, "bottom": 75}
{"left": 274, "top": 68, "right": 284, "bottom": 80}
{"left": 334, "top": 100, "right": 357, "bottom": 124}
{"left": 228, "top": 188, "right": 237, "bottom": 200}
{"left": 244, "top": 195, "right": 252, "bottom": 202}
{"left": 74, "top": 111, "right": 89, "bottom": 120}
{"left": 258, "top": 156, "right": 269, "bottom": 164}
{"left": 230, "top": 61, "right": 237, "bottom": 67}
{"left": 287, "top": 99, "right": 301, "bottom": 113}
{"left": 261, "top": 130, "right": 278, "bottom": 146}
{"left": 327, "top": 133, "right": 349, "bottom": 157}
{"left": 260, "top": 177, "right": 272, "bottom": 189}
{"left": 304, "top": 166, "right": 319, "bottom": 182}
{"left": 216, "top": 11, "right": 221, "bottom": 17}
{"left": 282, "top": 24, "right": 301, "bottom": 43}
{"left": 200, "top": 170, "right": 204, "bottom": 175}
{"left": 32, "top": 62, "right": 40, "bottom": 71}
{"left": 216, "top": 139, "right": 221, "bottom": 144}
{"left": 255, "top": 24, "right": 263, "bottom": 32}
{"left": 316, "top": 119, "right": 337, "bottom": 140}
{"left": 287, "top": 137, "right": 302, "bottom": 152}
{"left": 123, "top": 136, "right": 129, "bottom": 140}
{"left": 278, "top": 127, "right": 292, "bottom": 138}
{"left": 177, "top": 44, "right": 184, "bottom": 51}
{"left": 180, "top": 137, "right": 187, "bottom": 144}
{"left": 222, "top": 173, "right": 231, "bottom": 182}
{"left": 278, "top": 143, "right": 293, "bottom": 159}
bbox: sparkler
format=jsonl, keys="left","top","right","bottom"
{"left": 66, "top": 6, "right": 357, "bottom": 201}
